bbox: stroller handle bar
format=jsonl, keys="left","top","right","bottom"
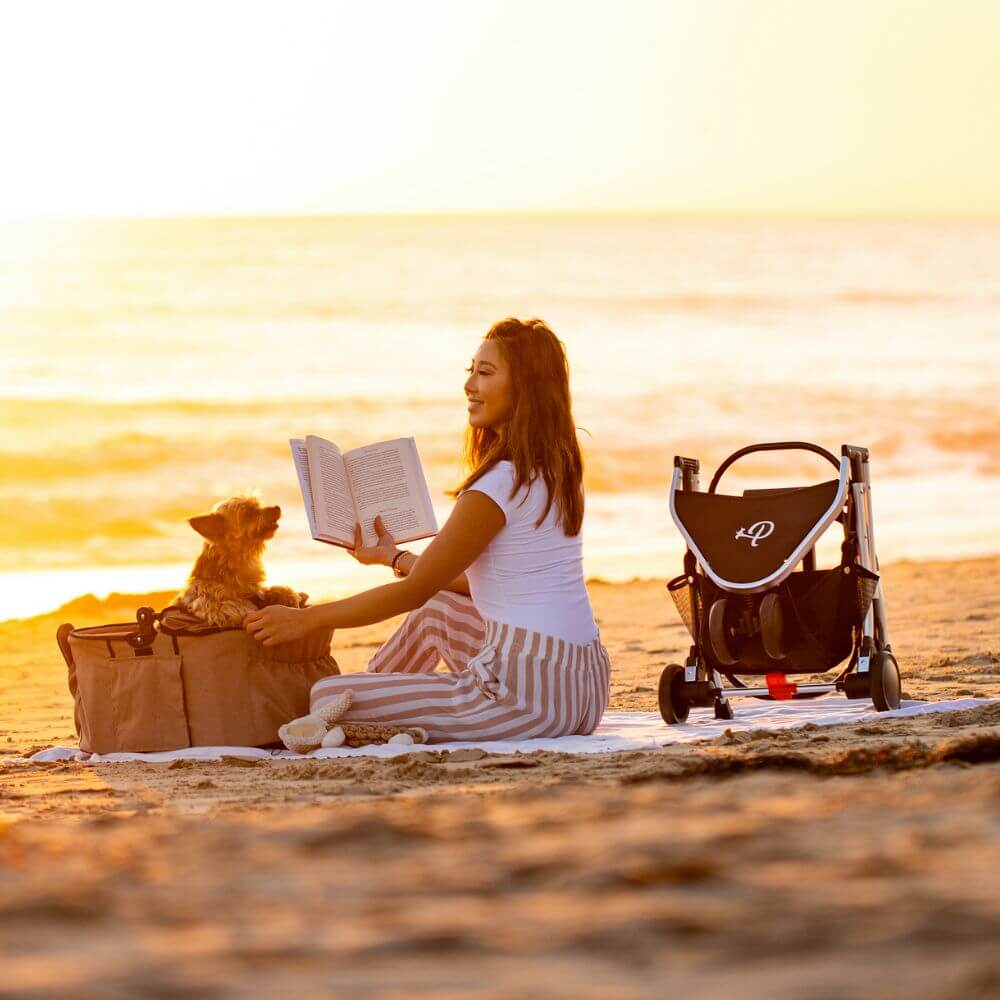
{"left": 708, "top": 441, "right": 840, "bottom": 495}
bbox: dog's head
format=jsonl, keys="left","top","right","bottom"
{"left": 188, "top": 495, "right": 282, "bottom": 555}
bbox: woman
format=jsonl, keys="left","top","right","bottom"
{"left": 244, "top": 317, "right": 611, "bottom": 742}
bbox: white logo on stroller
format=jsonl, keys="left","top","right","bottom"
{"left": 735, "top": 521, "right": 775, "bottom": 547}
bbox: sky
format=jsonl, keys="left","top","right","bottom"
{"left": 1, "top": 0, "right": 998, "bottom": 218}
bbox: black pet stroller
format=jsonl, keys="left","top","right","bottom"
{"left": 658, "top": 441, "right": 901, "bottom": 724}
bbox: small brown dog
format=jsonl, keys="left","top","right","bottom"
{"left": 175, "top": 495, "right": 308, "bottom": 628}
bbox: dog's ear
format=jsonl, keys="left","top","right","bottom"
{"left": 189, "top": 513, "right": 227, "bottom": 543}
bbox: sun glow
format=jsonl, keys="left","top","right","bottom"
{"left": 1, "top": 5, "right": 999, "bottom": 622}
{"left": 1, "top": 1, "right": 999, "bottom": 219}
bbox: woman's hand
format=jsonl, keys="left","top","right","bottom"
{"left": 243, "top": 605, "right": 313, "bottom": 647}
{"left": 348, "top": 514, "right": 398, "bottom": 566}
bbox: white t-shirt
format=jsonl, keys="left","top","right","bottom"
{"left": 462, "top": 461, "right": 598, "bottom": 645}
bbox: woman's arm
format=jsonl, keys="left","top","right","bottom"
{"left": 346, "top": 515, "right": 469, "bottom": 595}
{"left": 244, "top": 491, "right": 503, "bottom": 645}
{"left": 392, "top": 550, "right": 470, "bottom": 596}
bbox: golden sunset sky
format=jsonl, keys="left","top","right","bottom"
{"left": 1, "top": 0, "right": 998, "bottom": 217}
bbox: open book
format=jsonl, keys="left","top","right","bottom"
{"left": 290, "top": 436, "right": 438, "bottom": 549}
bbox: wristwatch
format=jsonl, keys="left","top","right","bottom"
{"left": 391, "top": 550, "right": 410, "bottom": 578}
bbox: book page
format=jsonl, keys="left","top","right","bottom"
{"left": 344, "top": 437, "right": 438, "bottom": 547}
{"left": 304, "top": 436, "right": 356, "bottom": 546}
{"left": 289, "top": 439, "right": 319, "bottom": 539}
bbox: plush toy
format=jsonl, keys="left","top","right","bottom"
{"left": 278, "top": 689, "right": 429, "bottom": 752}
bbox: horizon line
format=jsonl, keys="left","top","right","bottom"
{"left": 5, "top": 208, "right": 1000, "bottom": 224}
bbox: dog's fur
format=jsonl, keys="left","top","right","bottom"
{"left": 174, "top": 495, "right": 307, "bottom": 628}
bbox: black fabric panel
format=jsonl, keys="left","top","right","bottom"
{"left": 674, "top": 479, "right": 841, "bottom": 584}
{"left": 667, "top": 565, "right": 878, "bottom": 675}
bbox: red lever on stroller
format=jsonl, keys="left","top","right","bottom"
{"left": 765, "top": 673, "right": 797, "bottom": 700}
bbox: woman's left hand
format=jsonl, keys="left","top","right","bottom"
{"left": 243, "top": 605, "right": 312, "bottom": 646}
{"left": 348, "top": 515, "right": 398, "bottom": 567}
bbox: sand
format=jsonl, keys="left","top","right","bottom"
{"left": 0, "top": 556, "right": 998, "bottom": 998}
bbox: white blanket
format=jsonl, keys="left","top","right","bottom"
{"left": 20, "top": 696, "right": 993, "bottom": 764}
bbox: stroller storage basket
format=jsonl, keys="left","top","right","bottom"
{"left": 667, "top": 564, "right": 878, "bottom": 675}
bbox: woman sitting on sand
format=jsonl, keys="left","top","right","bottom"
{"left": 244, "top": 317, "right": 610, "bottom": 742}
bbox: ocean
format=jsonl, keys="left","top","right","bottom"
{"left": 1, "top": 215, "right": 998, "bottom": 620}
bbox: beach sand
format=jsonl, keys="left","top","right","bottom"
{"left": 1, "top": 556, "right": 997, "bottom": 997}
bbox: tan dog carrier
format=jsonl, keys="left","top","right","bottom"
{"left": 56, "top": 606, "right": 339, "bottom": 753}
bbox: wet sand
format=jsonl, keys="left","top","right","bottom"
{"left": 1, "top": 556, "right": 998, "bottom": 997}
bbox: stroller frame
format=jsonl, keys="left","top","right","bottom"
{"left": 659, "top": 441, "right": 901, "bottom": 724}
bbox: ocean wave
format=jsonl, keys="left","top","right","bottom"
{"left": 2, "top": 289, "right": 977, "bottom": 327}
{"left": 0, "top": 504, "right": 166, "bottom": 549}
{"left": 2, "top": 419, "right": 997, "bottom": 496}
{"left": 566, "top": 290, "right": 972, "bottom": 312}
{"left": 568, "top": 293, "right": 780, "bottom": 312}
{"left": 0, "top": 435, "right": 169, "bottom": 481}
{"left": 831, "top": 290, "right": 949, "bottom": 305}
{"left": 0, "top": 396, "right": 456, "bottom": 420}
{"left": 2, "top": 302, "right": 371, "bottom": 323}
{"left": 930, "top": 429, "right": 1000, "bottom": 475}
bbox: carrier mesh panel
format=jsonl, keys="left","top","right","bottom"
{"left": 667, "top": 564, "right": 878, "bottom": 675}
{"left": 667, "top": 574, "right": 699, "bottom": 639}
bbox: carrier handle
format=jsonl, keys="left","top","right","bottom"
{"left": 708, "top": 441, "right": 840, "bottom": 495}
{"left": 126, "top": 606, "right": 160, "bottom": 651}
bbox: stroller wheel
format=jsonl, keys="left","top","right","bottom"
{"left": 759, "top": 592, "right": 787, "bottom": 661}
{"left": 870, "top": 651, "right": 901, "bottom": 712}
{"left": 658, "top": 664, "right": 690, "bottom": 725}
{"left": 707, "top": 599, "right": 737, "bottom": 667}
{"left": 843, "top": 669, "right": 870, "bottom": 699}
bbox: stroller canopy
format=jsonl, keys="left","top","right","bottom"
{"left": 670, "top": 461, "right": 849, "bottom": 591}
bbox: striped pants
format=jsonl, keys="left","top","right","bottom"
{"left": 310, "top": 591, "right": 611, "bottom": 743}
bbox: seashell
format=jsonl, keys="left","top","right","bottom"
{"left": 278, "top": 713, "right": 327, "bottom": 752}
{"left": 321, "top": 726, "right": 346, "bottom": 748}
{"left": 314, "top": 689, "right": 355, "bottom": 724}
{"left": 284, "top": 714, "right": 327, "bottom": 738}
{"left": 387, "top": 732, "right": 414, "bottom": 746}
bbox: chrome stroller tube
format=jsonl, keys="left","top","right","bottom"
{"left": 843, "top": 445, "right": 891, "bottom": 654}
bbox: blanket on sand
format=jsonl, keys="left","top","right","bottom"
{"left": 21, "top": 697, "right": 994, "bottom": 764}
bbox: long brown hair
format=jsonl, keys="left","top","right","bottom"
{"left": 453, "top": 317, "right": 584, "bottom": 536}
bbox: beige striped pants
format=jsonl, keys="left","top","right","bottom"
{"left": 310, "top": 591, "right": 611, "bottom": 743}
